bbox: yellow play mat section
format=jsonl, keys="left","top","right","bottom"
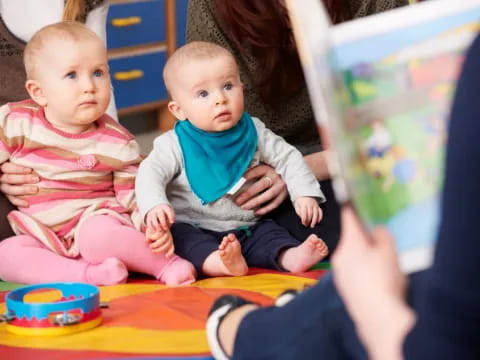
{"left": 0, "top": 268, "right": 327, "bottom": 359}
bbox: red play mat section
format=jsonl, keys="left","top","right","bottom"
{"left": 0, "top": 268, "right": 327, "bottom": 360}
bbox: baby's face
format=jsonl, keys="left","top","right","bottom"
{"left": 34, "top": 37, "right": 111, "bottom": 133}
{"left": 169, "top": 55, "right": 244, "bottom": 132}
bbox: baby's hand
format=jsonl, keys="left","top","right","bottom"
{"left": 294, "top": 197, "right": 323, "bottom": 228}
{"left": 146, "top": 204, "right": 176, "bottom": 232}
{"left": 145, "top": 227, "right": 175, "bottom": 258}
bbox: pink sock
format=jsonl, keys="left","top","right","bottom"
{"left": 77, "top": 215, "right": 196, "bottom": 285}
{"left": 0, "top": 235, "right": 126, "bottom": 285}
{"left": 85, "top": 257, "right": 128, "bottom": 285}
{"left": 158, "top": 256, "right": 196, "bottom": 286}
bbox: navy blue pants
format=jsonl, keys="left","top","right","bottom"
{"left": 263, "top": 179, "right": 341, "bottom": 256}
{"left": 171, "top": 219, "right": 300, "bottom": 275}
{"left": 231, "top": 32, "right": 480, "bottom": 360}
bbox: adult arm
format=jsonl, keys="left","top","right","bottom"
{"left": 304, "top": 151, "right": 331, "bottom": 180}
{"left": 0, "top": 163, "right": 38, "bottom": 207}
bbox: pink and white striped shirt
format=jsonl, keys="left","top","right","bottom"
{"left": 0, "top": 100, "right": 143, "bottom": 257}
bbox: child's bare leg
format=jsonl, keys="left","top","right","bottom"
{"left": 278, "top": 234, "right": 329, "bottom": 273}
{"left": 202, "top": 233, "right": 248, "bottom": 277}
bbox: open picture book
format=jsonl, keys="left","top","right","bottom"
{"left": 286, "top": 0, "right": 480, "bottom": 273}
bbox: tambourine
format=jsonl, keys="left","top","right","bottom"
{"left": 2, "top": 282, "right": 104, "bottom": 336}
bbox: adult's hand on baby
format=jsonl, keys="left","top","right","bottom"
{"left": 235, "top": 164, "right": 287, "bottom": 216}
{"left": 146, "top": 204, "right": 176, "bottom": 232}
{"left": 146, "top": 228, "right": 175, "bottom": 258}
{"left": 294, "top": 197, "right": 323, "bottom": 228}
{"left": 0, "top": 162, "right": 39, "bottom": 207}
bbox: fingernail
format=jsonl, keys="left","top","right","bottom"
{"left": 31, "top": 176, "right": 40, "bottom": 182}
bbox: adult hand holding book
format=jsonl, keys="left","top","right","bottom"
{"left": 286, "top": 0, "right": 480, "bottom": 273}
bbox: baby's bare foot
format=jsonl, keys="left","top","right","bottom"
{"left": 279, "top": 235, "right": 329, "bottom": 273}
{"left": 219, "top": 233, "right": 248, "bottom": 276}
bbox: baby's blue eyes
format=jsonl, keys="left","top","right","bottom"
{"left": 197, "top": 83, "right": 233, "bottom": 97}
{"left": 65, "top": 70, "right": 103, "bottom": 79}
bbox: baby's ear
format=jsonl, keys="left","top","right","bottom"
{"left": 167, "top": 100, "right": 186, "bottom": 120}
{"left": 25, "top": 80, "right": 47, "bottom": 106}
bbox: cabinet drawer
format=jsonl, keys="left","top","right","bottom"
{"left": 109, "top": 51, "right": 168, "bottom": 109}
{"left": 176, "top": 0, "right": 188, "bottom": 47}
{"left": 107, "top": 0, "right": 166, "bottom": 49}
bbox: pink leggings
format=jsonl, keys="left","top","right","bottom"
{"left": 0, "top": 215, "right": 195, "bottom": 286}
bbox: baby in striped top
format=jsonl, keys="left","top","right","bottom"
{"left": 0, "top": 21, "right": 195, "bottom": 286}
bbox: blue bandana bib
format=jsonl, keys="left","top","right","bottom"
{"left": 174, "top": 112, "right": 258, "bottom": 204}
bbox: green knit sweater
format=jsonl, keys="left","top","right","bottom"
{"left": 186, "top": 0, "right": 409, "bottom": 155}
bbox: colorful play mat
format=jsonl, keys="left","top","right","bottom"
{"left": 0, "top": 265, "right": 329, "bottom": 360}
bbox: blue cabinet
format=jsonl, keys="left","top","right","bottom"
{"left": 109, "top": 51, "right": 167, "bottom": 109}
{"left": 107, "top": 0, "right": 188, "bottom": 120}
{"left": 107, "top": 0, "right": 166, "bottom": 49}
{"left": 175, "top": 0, "right": 188, "bottom": 48}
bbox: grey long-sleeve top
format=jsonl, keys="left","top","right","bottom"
{"left": 136, "top": 117, "right": 325, "bottom": 232}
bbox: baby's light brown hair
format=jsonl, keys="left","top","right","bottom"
{"left": 163, "top": 41, "right": 239, "bottom": 96}
{"left": 63, "top": 0, "right": 87, "bottom": 22}
{"left": 24, "top": 21, "right": 104, "bottom": 80}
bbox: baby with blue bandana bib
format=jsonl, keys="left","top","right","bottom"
{"left": 136, "top": 41, "right": 329, "bottom": 277}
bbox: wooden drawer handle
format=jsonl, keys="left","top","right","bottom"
{"left": 114, "top": 70, "right": 144, "bottom": 81}
{"left": 111, "top": 16, "right": 142, "bottom": 27}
